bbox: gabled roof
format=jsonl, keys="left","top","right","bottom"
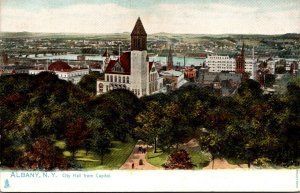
{"left": 105, "top": 52, "right": 131, "bottom": 75}
{"left": 131, "top": 17, "right": 147, "bottom": 36}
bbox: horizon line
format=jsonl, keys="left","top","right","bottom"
{"left": 1, "top": 31, "right": 299, "bottom": 36}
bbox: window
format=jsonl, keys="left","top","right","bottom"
{"left": 123, "top": 76, "right": 125, "bottom": 83}
{"left": 110, "top": 75, "right": 113, "bottom": 82}
{"left": 118, "top": 76, "right": 121, "bottom": 82}
{"left": 98, "top": 83, "right": 103, "bottom": 93}
{"left": 112, "top": 62, "right": 124, "bottom": 73}
{"left": 114, "top": 76, "right": 117, "bottom": 82}
{"left": 127, "top": 77, "right": 129, "bottom": 83}
{"left": 106, "top": 75, "right": 109, "bottom": 81}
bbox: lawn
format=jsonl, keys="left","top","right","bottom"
{"left": 54, "top": 140, "right": 136, "bottom": 170}
{"left": 146, "top": 148, "right": 169, "bottom": 168}
{"left": 146, "top": 147, "right": 210, "bottom": 169}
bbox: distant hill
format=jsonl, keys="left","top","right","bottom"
{"left": 1, "top": 31, "right": 299, "bottom": 40}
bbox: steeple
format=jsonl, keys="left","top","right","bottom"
{"left": 241, "top": 42, "right": 245, "bottom": 57}
{"left": 235, "top": 42, "right": 246, "bottom": 74}
{"left": 167, "top": 45, "right": 173, "bottom": 70}
{"left": 131, "top": 17, "right": 147, "bottom": 51}
{"left": 102, "top": 48, "right": 110, "bottom": 72}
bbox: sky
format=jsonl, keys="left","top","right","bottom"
{"left": 0, "top": 0, "right": 300, "bottom": 34}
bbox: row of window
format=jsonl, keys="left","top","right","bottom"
{"left": 149, "top": 73, "right": 157, "bottom": 82}
{"left": 208, "top": 57, "right": 230, "bottom": 60}
{"left": 106, "top": 74, "right": 129, "bottom": 83}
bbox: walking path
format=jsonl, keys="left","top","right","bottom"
{"left": 120, "top": 143, "right": 160, "bottom": 170}
{"left": 203, "top": 158, "right": 250, "bottom": 169}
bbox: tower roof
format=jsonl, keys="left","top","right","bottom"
{"left": 131, "top": 17, "right": 147, "bottom": 36}
{"left": 102, "top": 48, "right": 110, "bottom": 57}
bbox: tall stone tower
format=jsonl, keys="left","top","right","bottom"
{"left": 167, "top": 46, "right": 173, "bottom": 70}
{"left": 131, "top": 17, "right": 147, "bottom": 51}
{"left": 130, "top": 17, "right": 148, "bottom": 96}
{"left": 235, "top": 42, "right": 245, "bottom": 74}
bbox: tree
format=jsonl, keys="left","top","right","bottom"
{"left": 135, "top": 101, "right": 163, "bottom": 153}
{"left": 163, "top": 149, "right": 194, "bottom": 169}
{"left": 15, "top": 138, "right": 69, "bottom": 170}
{"left": 78, "top": 71, "right": 103, "bottom": 94}
{"left": 65, "top": 117, "right": 90, "bottom": 158}
{"left": 87, "top": 118, "right": 112, "bottom": 165}
{"left": 91, "top": 89, "right": 142, "bottom": 142}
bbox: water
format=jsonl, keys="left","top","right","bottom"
{"left": 27, "top": 54, "right": 205, "bottom": 67}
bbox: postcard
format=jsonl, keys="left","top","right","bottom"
{"left": 0, "top": 0, "right": 299, "bottom": 192}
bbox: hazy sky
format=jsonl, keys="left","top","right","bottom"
{"left": 1, "top": 0, "right": 299, "bottom": 34}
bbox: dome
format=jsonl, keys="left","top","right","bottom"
{"left": 48, "top": 61, "right": 72, "bottom": 71}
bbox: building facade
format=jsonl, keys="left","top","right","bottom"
{"left": 205, "top": 56, "right": 257, "bottom": 80}
{"left": 29, "top": 60, "right": 89, "bottom": 84}
{"left": 205, "top": 55, "right": 236, "bottom": 72}
{"left": 96, "top": 18, "right": 163, "bottom": 97}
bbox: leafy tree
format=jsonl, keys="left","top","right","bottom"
{"left": 91, "top": 89, "right": 142, "bottom": 141}
{"left": 65, "top": 117, "right": 90, "bottom": 158}
{"left": 78, "top": 71, "right": 103, "bottom": 94}
{"left": 15, "top": 138, "right": 69, "bottom": 170}
{"left": 135, "top": 101, "right": 163, "bottom": 153}
{"left": 163, "top": 149, "right": 194, "bottom": 169}
{"left": 86, "top": 118, "right": 112, "bottom": 164}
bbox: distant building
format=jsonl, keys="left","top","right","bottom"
{"left": 183, "top": 66, "right": 197, "bottom": 81}
{"left": 205, "top": 55, "right": 236, "bottom": 72}
{"left": 77, "top": 55, "right": 86, "bottom": 61}
{"left": 198, "top": 71, "right": 242, "bottom": 96}
{"left": 205, "top": 45, "right": 257, "bottom": 80}
{"left": 159, "top": 70, "right": 187, "bottom": 91}
{"left": 96, "top": 17, "right": 163, "bottom": 97}
{"left": 29, "top": 60, "right": 89, "bottom": 84}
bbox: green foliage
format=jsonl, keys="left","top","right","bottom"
{"left": 78, "top": 71, "right": 103, "bottom": 94}
{"left": 1, "top": 72, "right": 300, "bottom": 169}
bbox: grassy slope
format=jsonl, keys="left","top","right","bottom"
{"left": 55, "top": 140, "right": 135, "bottom": 170}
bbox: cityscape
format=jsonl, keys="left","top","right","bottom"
{"left": 0, "top": 0, "right": 299, "bottom": 177}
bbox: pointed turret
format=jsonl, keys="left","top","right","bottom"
{"left": 131, "top": 17, "right": 147, "bottom": 51}
{"left": 102, "top": 48, "right": 110, "bottom": 57}
{"left": 102, "top": 48, "right": 110, "bottom": 72}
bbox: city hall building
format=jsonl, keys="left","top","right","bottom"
{"left": 96, "top": 18, "right": 163, "bottom": 97}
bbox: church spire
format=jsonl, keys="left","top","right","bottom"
{"left": 131, "top": 17, "right": 147, "bottom": 51}
{"left": 167, "top": 45, "right": 173, "bottom": 70}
